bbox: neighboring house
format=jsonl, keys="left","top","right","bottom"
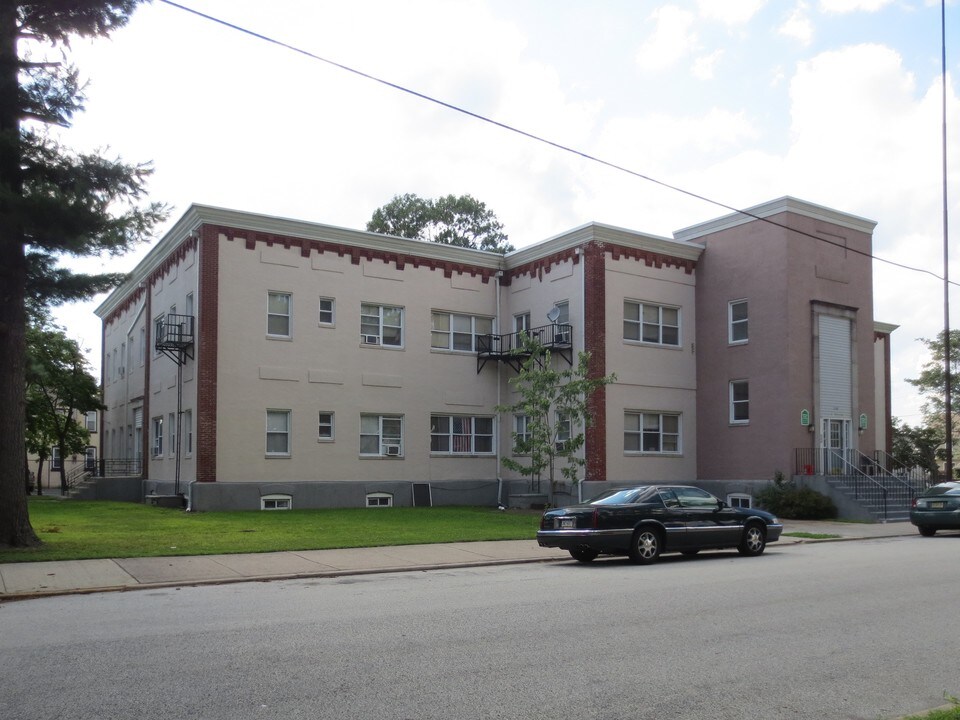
{"left": 28, "top": 409, "right": 100, "bottom": 492}
{"left": 94, "top": 197, "right": 895, "bottom": 512}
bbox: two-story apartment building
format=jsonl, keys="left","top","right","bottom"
{"left": 95, "top": 197, "right": 894, "bottom": 512}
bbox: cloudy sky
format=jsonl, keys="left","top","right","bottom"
{"left": 47, "top": 0, "right": 956, "bottom": 424}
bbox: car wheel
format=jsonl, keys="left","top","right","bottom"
{"left": 918, "top": 526, "right": 937, "bottom": 537}
{"left": 738, "top": 523, "right": 766, "bottom": 556}
{"left": 569, "top": 547, "right": 599, "bottom": 563}
{"left": 629, "top": 527, "right": 661, "bottom": 564}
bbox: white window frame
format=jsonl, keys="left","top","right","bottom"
{"left": 624, "top": 411, "right": 681, "bottom": 454}
{"left": 555, "top": 412, "right": 572, "bottom": 453}
{"left": 168, "top": 412, "right": 176, "bottom": 457}
{"left": 152, "top": 416, "right": 163, "bottom": 457}
{"left": 729, "top": 299, "right": 748, "bottom": 344}
{"left": 139, "top": 327, "right": 145, "bottom": 366}
{"left": 266, "top": 409, "right": 292, "bottom": 457}
{"left": 318, "top": 412, "right": 334, "bottom": 441}
{"left": 184, "top": 409, "right": 193, "bottom": 456}
{"left": 267, "top": 291, "right": 292, "bottom": 339}
{"left": 51, "top": 446, "right": 62, "bottom": 471}
{"left": 366, "top": 492, "right": 393, "bottom": 508}
{"left": 727, "top": 493, "right": 752, "bottom": 508}
{"left": 514, "top": 312, "right": 531, "bottom": 333}
{"left": 261, "top": 494, "right": 292, "bottom": 510}
{"left": 430, "top": 415, "right": 495, "bottom": 455}
{"left": 730, "top": 380, "right": 750, "bottom": 424}
{"left": 513, "top": 414, "right": 532, "bottom": 454}
{"left": 153, "top": 316, "right": 164, "bottom": 357}
{"left": 360, "top": 303, "right": 404, "bottom": 347}
{"left": 360, "top": 414, "right": 403, "bottom": 457}
{"left": 318, "top": 297, "right": 335, "bottom": 326}
{"left": 85, "top": 411, "right": 98, "bottom": 433}
{"left": 431, "top": 312, "right": 494, "bottom": 352}
{"left": 623, "top": 300, "right": 680, "bottom": 347}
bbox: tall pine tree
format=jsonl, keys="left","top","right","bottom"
{"left": 0, "top": 1, "right": 164, "bottom": 547}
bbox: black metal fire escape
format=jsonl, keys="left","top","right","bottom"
{"left": 476, "top": 323, "right": 573, "bottom": 373}
{"left": 154, "top": 314, "right": 195, "bottom": 499}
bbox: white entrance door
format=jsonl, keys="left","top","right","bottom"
{"left": 822, "top": 418, "right": 850, "bottom": 473}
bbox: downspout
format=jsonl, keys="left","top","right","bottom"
{"left": 578, "top": 246, "right": 584, "bottom": 505}
{"left": 495, "top": 269, "right": 504, "bottom": 507}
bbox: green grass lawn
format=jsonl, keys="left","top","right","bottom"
{"left": 0, "top": 496, "right": 541, "bottom": 563}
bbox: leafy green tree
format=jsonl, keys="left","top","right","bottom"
{"left": 891, "top": 418, "right": 942, "bottom": 478}
{"left": 496, "top": 334, "right": 615, "bottom": 505}
{"left": 1, "top": 1, "right": 164, "bottom": 548}
{"left": 906, "top": 330, "right": 960, "bottom": 473}
{"left": 26, "top": 321, "right": 101, "bottom": 493}
{"left": 367, "top": 193, "right": 514, "bottom": 254}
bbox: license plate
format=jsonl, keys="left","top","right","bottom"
{"left": 559, "top": 518, "right": 576, "bottom": 529}
{"left": 930, "top": 501, "right": 946, "bottom": 509}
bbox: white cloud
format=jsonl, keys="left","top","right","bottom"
{"left": 779, "top": 2, "right": 815, "bottom": 45}
{"left": 697, "top": 0, "right": 767, "bottom": 25}
{"left": 692, "top": 49, "right": 725, "bottom": 79}
{"left": 635, "top": 5, "right": 698, "bottom": 72}
{"left": 819, "top": 0, "right": 895, "bottom": 13}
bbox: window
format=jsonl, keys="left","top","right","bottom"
{"left": 168, "top": 412, "right": 176, "bottom": 456}
{"left": 729, "top": 300, "right": 748, "bottom": 344}
{"left": 430, "top": 415, "right": 494, "bottom": 454}
{"left": 366, "top": 492, "right": 393, "bottom": 507}
{"left": 514, "top": 313, "right": 531, "bottom": 333}
{"left": 153, "top": 316, "right": 164, "bottom": 356}
{"left": 184, "top": 409, "right": 193, "bottom": 455}
{"left": 139, "top": 327, "right": 145, "bottom": 366}
{"left": 84, "top": 446, "right": 97, "bottom": 471}
{"left": 318, "top": 412, "right": 334, "bottom": 441}
{"left": 267, "top": 292, "right": 292, "bottom": 338}
{"left": 623, "top": 301, "right": 680, "bottom": 346}
{"left": 360, "top": 414, "right": 403, "bottom": 456}
{"left": 361, "top": 304, "right": 403, "bottom": 347}
{"left": 730, "top": 380, "right": 749, "bottom": 424}
{"left": 119, "top": 342, "right": 126, "bottom": 378}
{"left": 261, "top": 494, "right": 292, "bottom": 510}
{"left": 624, "top": 412, "right": 681, "bottom": 453}
{"left": 727, "top": 493, "right": 752, "bottom": 508}
{"left": 185, "top": 292, "right": 194, "bottom": 319}
{"left": 85, "top": 411, "right": 98, "bottom": 433}
{"left": 514, "top": 415, "right": 531, "bottom": 453}
{"left": 555, "top": 412, "right": 572, "bottom": 453}
{"left": 51, "top": 446, "right": 62, "bottom": 471}
{"left": 266, "top": 410, "right": 291, "bottom": 456}
{"left": 431, "top": 312, "right": 494, "bottom": 352}
{"left": 553, "top": 301, "right": 571, "bottom": 344}
{"left": 152, "top": 416, "right": 163, "bottom": 457}
{"left": 318, "top": 297, "right": 335, "bottom": 325}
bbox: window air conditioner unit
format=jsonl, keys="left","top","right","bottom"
{"left": 362, "top": 335, "right": 381, "bottom": 345}
{"left": 384, "top": 445, "right": 401, "bottom": 456}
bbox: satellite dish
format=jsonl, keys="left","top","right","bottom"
{"left": 546, "top": 306, "right": 561, "bottom": 323}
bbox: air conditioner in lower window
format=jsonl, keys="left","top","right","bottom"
{"left": 362, "top": 335, "right": 381, "bottom": 345}
{"left": 384, "top": 445, "right": 401, "bottom": 456}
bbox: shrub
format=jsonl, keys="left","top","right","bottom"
{"left": 757, "top": 472, "right": 838, "bottom": 520}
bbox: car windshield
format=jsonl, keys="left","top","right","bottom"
{"left": 588, "top": 487, "right": 651, "bottom": 505}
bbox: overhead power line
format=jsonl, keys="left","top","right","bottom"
{"left": 158, "top": 0, "right": 955, "bottom": 287}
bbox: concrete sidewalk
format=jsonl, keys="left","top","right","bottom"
{"left": 0, "top": 520, "right": 918, "bottom": 601}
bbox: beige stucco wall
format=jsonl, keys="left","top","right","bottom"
{"left": 213, "top": 235, "right": 502, "bottom": 483}
{"left": 603, "top": 256, "right": 698, "bottom": 482}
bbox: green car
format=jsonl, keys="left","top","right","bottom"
{"left": 910, "top": 482, "right": 960, "bottom": 536}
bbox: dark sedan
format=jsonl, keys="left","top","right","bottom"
{"left": 910, "top": 482, "right": 960, "bottom": 536}
{"left": 537, "top": 485, "right": 783, "bottom": 564}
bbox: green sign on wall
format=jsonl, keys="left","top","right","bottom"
{"left": 800, "top": 409, "right": 810, "bottom": 426}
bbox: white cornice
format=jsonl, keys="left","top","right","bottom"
{"left": 874, "top": 321, "right": 899, "bottom": 334}
{"left": 672, "top": 197, "right": 878, "bottom": 242}
{"left": 506, "top": 221, "right": 703, "bottom": 267}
